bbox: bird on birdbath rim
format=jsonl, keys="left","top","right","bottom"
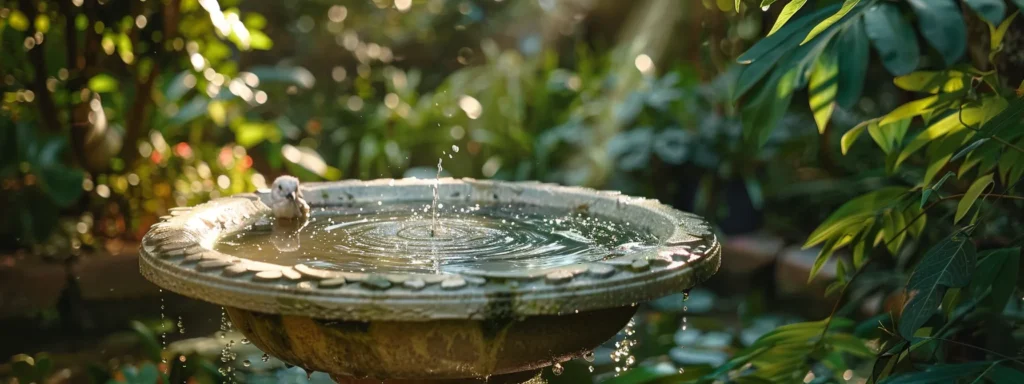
{"left": 269, "top": 175, "right": 310, "bottom": 221}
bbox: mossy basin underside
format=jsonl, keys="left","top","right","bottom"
{"left": 139, "top": 178, "right": 721, "bottom": 380}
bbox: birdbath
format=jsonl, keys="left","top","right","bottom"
{"left": 138, "top": 178, "right": 720, "bottom": 383}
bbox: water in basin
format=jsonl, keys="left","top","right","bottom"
{"left": 215, "top": 201, "right": 657, "bottom": 274}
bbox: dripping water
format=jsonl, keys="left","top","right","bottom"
{"left": 551, "top": 362, "right": 564, "bottom": 376}
{"left": 159, "top": 289, "right": 167, "bottom": 364}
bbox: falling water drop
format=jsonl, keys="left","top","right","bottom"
{"left": 552, "top": 363, "right": 564, "bottom": 376}
{"left": 241, "top": 338, "right": 250, "bottom": 344}
{"left": 583, "top": 351, "right": 595, "bottom": 362}
{"left": 177, "top": 316, "right": 185, "bottom": 334}
{"left": 452, "top": 145, "right": 460, "bottom": 152}
{"left": 242, "top": 360, "right": 251, "bottom": 367}
{"left": 261, "top": 353, "right": 270, "bottom": 362}
{"left": 588, "top": 366, "right": 595, "bottom": 373}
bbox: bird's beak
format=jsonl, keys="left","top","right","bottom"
{"left": 287, "top": 191, "right": 296, "bottom": 200}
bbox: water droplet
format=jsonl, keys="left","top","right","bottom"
{"left": 588, "top": 366, "right": 595, "bottom": 373}
{"left": 241, "top": 338, "right": 250, "bottom": 344}
{"left": 552, "top": 363, "right": 564, "bottom": 376}
{"left": 242, "top": 360, "right": 251, "bottom": 367}
{"left": 452, "top": 145, "right": 460, "bottom": 152}
{"left": 583, "top": 351, "right": 595, "bottom": 362}
{"left": 261, "top": 353, "right": 270, "bottom": 362}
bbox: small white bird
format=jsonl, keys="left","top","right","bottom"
{"left": 269, "top": 175, "right": 310, "bottom": 220}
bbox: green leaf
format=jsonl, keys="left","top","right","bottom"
{"left": 868, "top": 118, "right": 910, "bottom": 154}
{"left": 921, "top": 171, "right": 954, "bottom": 208}
{"left": 809, "top": 47, "right": 839, "bottom": 132}
{"left": 802, "top": 0, "right": 861, "bottom": 44}
{"left": 893, "top": 70, "right": 968, "bottom": 94}
{"left": 897, "top": 98, "right": 1006, "bottom": 167}
{"left": 836, "top": 17, "right": 869, "bottom": 108}
{"left": 880, "top": 362, "right": 990, "bottom": 384}
{"left": 976, "top": 96, "right": 1024, "bottom": 139}
{"left": 950, "top": 137, "right": 989, "bottom": 162}
{"left": 879, "top": 95, "right": 941, "bottom": 126}
{"left": 88, "top": 74, "right": 119, "bottom": 93}
{"left": 768, "top": 0, "right": 809, "bottom": 36}
{"left": 841, "top": 119, "right": 873, "bottom": 155}
{"left": 130, "top": 320, "right": 164, "bottom": 363}
{"left": 955, "top": 173, "right": 994, "bottom": 224}
{"left": 736, "top": 0, "right": 742, "bottom": 12}
{"left": 863, "top": 3, "right": 920, "bottom": 76}
{"left": 737, "top": 4, "right": 841, "bottom": 64}
{"left": 805, "top": 187, "right": 906, "bottom": 247}
{"left": 246, "top": 66, "right": 315, "bottom": 89}
{"left": 967, "top": 248, "right": 1021, "bottom": 312}
{"left": 966, "top": 0, "right": 1006, "bottom": 25}
{"left": 898, "top": 231, "right": 976, "bottom": 340}
{"left": 989, "top": 11, "right": 1020, "bottom": 51}
{"left": 907, "top": 0, "right": 967, "bottom": 66}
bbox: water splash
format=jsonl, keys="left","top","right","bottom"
{"left": 431, "top": 157, "right": 442, "bottom": 237}
{"left": 611, "top": 318, "right": 637, "bottom": 376}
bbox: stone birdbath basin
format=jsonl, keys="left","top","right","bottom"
{"left": 139, "top": 178, "right": 720, "bottom": 383}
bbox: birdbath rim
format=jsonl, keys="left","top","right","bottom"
{"left": 138, "top": 178, "right": 721, "bottom": 321}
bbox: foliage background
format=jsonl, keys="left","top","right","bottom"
{"left": 2, "top": 0, "right": 1024, "bottom": 383}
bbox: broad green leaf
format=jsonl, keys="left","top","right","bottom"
{"left": 864, "top": 3, "right": 920, "bottom": 76}
{"left": 736, "top": 0, "right": 742, "bottom": 12}
{"left": 967, "top": 248, "right": 1020, "bottom": 312}
{"left": 768, "top": 0, "right": 809, "bottom": 36}
{"left": 840, "top": 119, "right": 873, "bottom": 155}
{"left": 955, "top": 173, "right": 994, "bottom": 223}
{"left": 802, "top": 0, "right": 861, "bottom": 44}
{"left": 893, "top": 70, "right": 967, "bottom": 93}
{"left": 966, "top": 0, "right": 1006, "bottom": 25}
{"left": 809, "top": 48, "right": 839, "bottom": 132}
{"left": 737, "top": 4, "right": 841, "bottom": 64}
{"left": 805, "top": 187, "right": 906, "bottom": 247}
{"left": 898, "top": 231, "right": 976, "bottom": 340}
{"left": 906, "top": 0, "right": 967, "bottom": 66}
{"left": 836, "top": 17, "right": 869, "bottom": 108}
{"left": 88, "top": 74, "right": 119, "bottom": 93}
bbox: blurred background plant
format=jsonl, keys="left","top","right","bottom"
{"left": 3, "top": 0, "right": 1024, "bottom": 383}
